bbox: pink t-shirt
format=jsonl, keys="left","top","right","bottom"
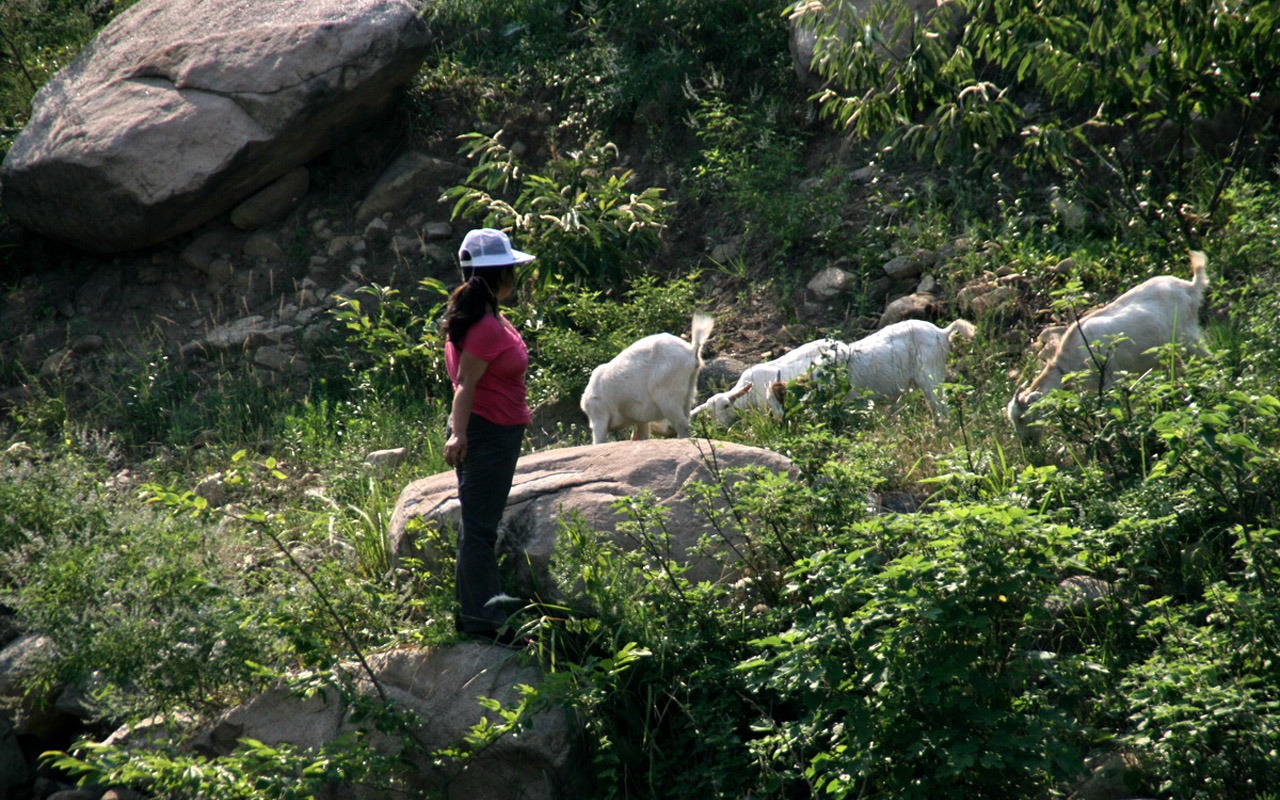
{"left": 445, "top": 313, "right": 532, "bottom": 426}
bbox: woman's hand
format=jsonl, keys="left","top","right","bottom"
{"left": 444, "top": 432, "right": 467, "bottom": 466}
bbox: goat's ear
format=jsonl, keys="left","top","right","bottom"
{"left": 728, "top": 382, "right": 754, "bottom": 401}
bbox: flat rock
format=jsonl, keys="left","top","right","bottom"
{"left": 388, "top": 439, "right": 797, "bottom": 599}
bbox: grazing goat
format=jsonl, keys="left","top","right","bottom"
{"left": 1007, "top": 251, "right": 1209, "bottom": 441}
{"left": 832, "top": 318, "right": 977, "bottom": 416}
{"left": 690, "top": 338, "right": 844, "bottom": 425}
{"left": 581, "top": 313, "right": 715, "bottom": 444}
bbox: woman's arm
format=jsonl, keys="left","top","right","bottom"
{"left": 444, "top": 350, "right": 489, "bottom": 467}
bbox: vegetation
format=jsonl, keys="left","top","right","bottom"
{"left": 3, "top": 0, "right": 1280, "bottom": 798}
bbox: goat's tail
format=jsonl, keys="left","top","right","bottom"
{"left": 690, "top": 313, "right": 715, "bottom": 365}
{"left": 1188, "top": 250, "right": 1209, "bottom": 299}
{"left": 943, "top": 318, "right": 977, "bottom": 342}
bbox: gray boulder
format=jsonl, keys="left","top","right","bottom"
{"left": 389, "top": 439, "right": 797, "bottom": 600}
{"left": 877, "top": 291, "right": 935, "bottom": 327}
{"left": 194, "top": 645, "right": 586, "bottom": 800}
{"left": 0, "top": 0, "right": 430, "bottom": 253}
{"left": 0, "top": 633, "right": 64, "bottom": 739}
{"left": 354, "top": 151, "right": 467, "bottom": 226}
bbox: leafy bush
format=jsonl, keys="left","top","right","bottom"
{"left": 0, "top": 0, "right": 107, "bottom": 158}
{"left": 741, "top": 503, "right": 1083, "bottom": 799}
{"left": 1121, "top": 583, "right": 1280, "bottom": 799}
{"left": 2, "top": 478, "right": 278, "bottom": 717}
{"left": 679, "top": 73, "right": 858, "bottom": 267}
{"left": 329, "top": 278, "right": 452, "bottom": 403}
{"left": 423, "top": 0, "right": 790, "bottom": 136}
{"left": 802, "top": 0, "right": 1280, "bottom": 240}
{"left": 444, "top": 131, "right": 672, "bottom": 292}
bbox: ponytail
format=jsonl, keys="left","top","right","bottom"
{"left": 441, "top": 268, "right": 510, "bottom": 346}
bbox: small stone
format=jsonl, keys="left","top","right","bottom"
{"left": 180, "top": 231, "right": 232, "bottom": 274}
{"left": 364, "top": 447, "right": 409, "bottom": 470}
{"left": 243, "top": 233, "right": 286, "bottom": 260}
{"left": 806, "top": 266, "right": 851, "bottom": 301}
{"left": 423, "top": 242, "right": 451, "bottom": 266}
{"left": 327, "top": 235, "right": 362, "bottom": 257}
{"left": 363, "top": 217, "right": 391, "bottom": 246}
{"left": 709, "top": 236, "right": 744, "bottom": 264}
{"left": 1044, "top": 575, "right": 1113, "bottom": 616}
{"left": 851, "top": 164, "right": 882, "bottom": 182}
{"left": 390, "top": 235, "right": 422, "bottom": 258}
{"left": 254, "top": 345, "right": 295, "bottom": 372}
{"left": 71, "top": 334, "right": 105, "bottom": 353}
{"left": 230, "top": 167, "right": 309, "bottom": 230}
{"left": 40, "top": 349, "right": 72, "bottom": 378}
{"left": 423, "top": 221, "right": 453, "bottom": 240}
{"left": 195, "top": 473, "right": 228, "bottom": 507}
{"left": 206, "top": 258, "right": 235, "bottom": 284}
{"left": 877, "top": 292, "right": 934, "bottom": 327}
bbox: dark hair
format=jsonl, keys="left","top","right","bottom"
{"left": 441, "top": 268, "right": 512, "bottom": 346}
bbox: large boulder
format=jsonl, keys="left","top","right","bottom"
{"left": 0, "top": 633, "right": 64, "bottom": 739}
{"left": 194, "top": 645, "right": 586, "bottom": 800}
{"left": 0, "top": 0, "right": 431, "bottom": 253}
{"left": 389, "top": 439, "right": 797, "bottom": 599}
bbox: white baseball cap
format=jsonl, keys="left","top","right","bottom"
{"left": 458, "top": 228, "right": 536, "bottom": 269}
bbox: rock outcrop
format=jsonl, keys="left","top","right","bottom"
{"left": 0, "top": 0, "right": 431, "bottom": 253}
{"left": 194, "top": 645, "right": 586, "bottom": 800}
{"left": 389, "top": 439, "right": 797, "bottom": 600}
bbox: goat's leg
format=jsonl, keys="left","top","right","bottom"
{"left": 656, "top": 396, "right": 694, "bottom": 438}
{"left": 917, "top": 376, "right": 949, "bottom": 418}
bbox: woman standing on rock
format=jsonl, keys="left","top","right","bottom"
{"left": 441, "top": 228, "right": 535, "bottom": 645}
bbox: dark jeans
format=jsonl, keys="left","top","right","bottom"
{"left": 454, "top": 413, "right": 526, "bottom": 632}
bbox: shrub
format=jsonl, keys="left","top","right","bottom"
{"left": 801, "top": 0, "right": 1280, "bottom": 241}
{"left": 740, "top": 503, "right": 1084, "bottom": 799}
{"left": 0, "top": 0, "right": 105, "bottom": 158}
{"left": 1121, "top": 583, "right": 1280, "bottom": 798}
{"left": 443, "top": 131, "right": 672, "bottom": 293}
{"left": 422, "top": 0, "right": 790, "bottom": 136}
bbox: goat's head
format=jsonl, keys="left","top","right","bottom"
{"left": 692, "top": 382, "right": 754, "bottom": 426}
{"left": 1006, "top": 389, "right": 1045, "bottom": 442}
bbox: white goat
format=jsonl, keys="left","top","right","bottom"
{"left": 831, "top": 318, "right": 977, "bottom": 416}
{"left": 1007, "top": 251, "right": 1209, "bottom": 441}
{"left": 690, "top": 338, "right": 844, "bottom": 426}
{"left": 581, "top": 313, "right": 715, "bottom": 444}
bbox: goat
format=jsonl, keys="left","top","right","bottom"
{"left": 832, "top": 318, "right": 977, "bottom": 416}
{"left": 1006, "top": 251, "right": 1209, "bottom": 441}
{"left": 690, "top": 338, "right": 844, "bottom": 426}
{"left": 580, "top": 313, "right": 715, "bottom": 444}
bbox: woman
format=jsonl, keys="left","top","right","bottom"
{"left": 442, "top": 228, "right": 535, "bottom": 644}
